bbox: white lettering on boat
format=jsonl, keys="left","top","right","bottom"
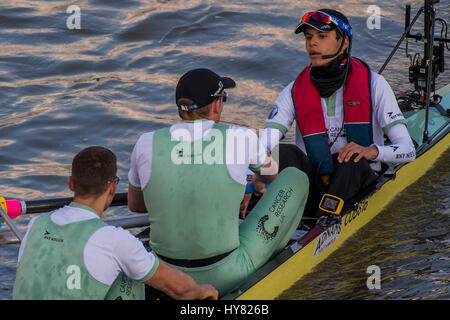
{"left": 313, "top": 221, "right": 342, "bottom": 258}
{"left": 344, "top": 199, "right": 369, "bottom": 226}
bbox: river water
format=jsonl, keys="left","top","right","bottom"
{"left": 0, "top": 0, "right": 448, "bottom": 300}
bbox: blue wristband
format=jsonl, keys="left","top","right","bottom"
{"left": 245, "top": 183, "right": 254, "bottom": 194}
{"left": 245, "top": 183, "right": 270, "bottom": 194}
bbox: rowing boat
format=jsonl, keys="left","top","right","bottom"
{"left": 2, "top": 86, "right": 447, "bottom": 299}
{"left": 0, "top": 0, "right": 448, "bottom": 300}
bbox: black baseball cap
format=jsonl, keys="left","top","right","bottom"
{"left": 176, "top": 68, "right": 236, "bottom": 110}
{"left": 295, "top": 9, "right": 349, "bottom": 35}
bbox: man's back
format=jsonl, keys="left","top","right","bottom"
{"left": 127, "top": 68, "right": 308, "bottom": 296}
{"left": 13, "top": 203, "right": 153, "bottom": 300}
{"left": 129, "top": 120, "right": 267, "bottom": 260}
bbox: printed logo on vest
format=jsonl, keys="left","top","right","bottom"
{"left": 119, "top": 272, "right": 135, "bottom": 297}
{"left": 327, "top": 126, "right": 346, "bottom": 139}
{"left": 43, "top": 230, "right": 64, "bottom": 243}
{"left": 347, "top": 101, "right": 361, "bottom": 106}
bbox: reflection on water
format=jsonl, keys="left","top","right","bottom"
{"left": 0, "top": 0, "right": 448, "bottom": 299}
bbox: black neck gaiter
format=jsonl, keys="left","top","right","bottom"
{"left": 310, "top": 52, "right": 350, "bottom": 98}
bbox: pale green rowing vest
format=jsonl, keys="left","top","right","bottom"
{"left": 13, "top": 209, "right": 144, "bottom": 300}
{"left": 144, "top": 121, "right": 245, "bottom": 260}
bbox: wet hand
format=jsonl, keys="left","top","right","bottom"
{"left": 337, "top": 142, "right": 379, "bottom": 163}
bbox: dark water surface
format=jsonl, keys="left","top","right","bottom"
{"left": 0, "top": 0, "right": 448, "bottom": 299}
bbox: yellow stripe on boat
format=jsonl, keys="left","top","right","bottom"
{"left": 237, "top": 132, "right": 449, "bottom": 300}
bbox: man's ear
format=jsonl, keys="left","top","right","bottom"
{"left": 68, "top": 176, "right": 75, "bottom": 192}
{"left": 342, "top": 35, "right": 349, "bottom": 52}
{"left": 212, "top": 99, "right": 221, "bottom": 115}
{"left": 109, "top": 180, "right": 117, "bottom": 197}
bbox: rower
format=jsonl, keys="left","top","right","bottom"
{"left": 127, "top": 68, "right": 310, "bottom": 296}
{"left": 13, "top": 146, "right": 217, "bottom": 300}
{"left": 260, "top": 9, "right": 416, "bottom": 222}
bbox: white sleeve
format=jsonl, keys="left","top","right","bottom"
{"left": 128, "top": 142, "right": 141, "bottom": 189}
{"left": 112, "top": 228, "right": 158, "bottom": 281}
{"left": 249, "top": 131, "right": 268, "bottom": 170}
{"left": 128, "top": 132, "right": 154, "bottom": 190}
{"left": 373, "top": 123, "right": 416, "bottom": 163}
{"left": 260, "top": 127, "right": 283, "bottom": 153}
{"left": 17, "top": 216, "right": 38, "bottom": 264}
{"left": 85, "top": 226, "right": 158, "bottom": 285}
{"left": 371, "top": 72, "right": 407, "bottom": 130}
{"left": 264, "top": 82, "right": 296, "bottom": 150}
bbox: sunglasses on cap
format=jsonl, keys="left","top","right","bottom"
{"left": 211, "top": 91, "right": 228, "bottom": 103}
{"left": 179, "top": 92, "right": 228, "bottom": 111}
{"left": 300, "top": 11, "right": 352, "bottom": 38}
{"left": 107, "top": 176, "right": 120, "bottom": 184}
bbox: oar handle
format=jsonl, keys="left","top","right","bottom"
{"left": 4, "top": 192, "right": 128, "bottom": 217}
{"left": 0, "top": 199, "right": 24, "bottom": 242}
{"left": 5, "top": 200, "right": 24, "bottom": 219}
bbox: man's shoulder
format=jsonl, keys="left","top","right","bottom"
{"left": 26, "top": 214, "right": 43, "bottom": 230}
{"left": 273, "top": 81, "right": 295, "bottom": 106}
{"left": 369, "top": 71, "right": 395, "bottom": 97}
{"left": 369, "top": 70, "right": 385, "bottom": 82}
{"left": 92, "top": 225, "right": 131, "bottom": 238}
{"left": 281, "top": 80, "right": 295, "bottom": 93}
{"left": 88, "top": 225, "right": 137, "bottom": 248}
{"left": 351, "top": 56, "right": 373, "bottom": 69}
{"left": 225, "top": 124, "right": 259, "bottom": 137}
{"left": 135, "top": 131, "right": 156, "bottom": 146}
